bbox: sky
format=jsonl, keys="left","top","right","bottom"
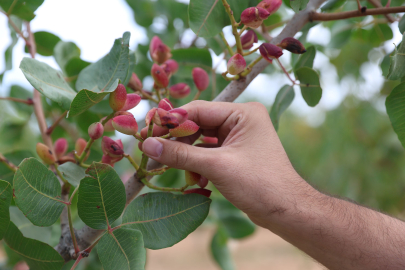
{"left": 0, "top": 0, "right": 402, "bottom": 127}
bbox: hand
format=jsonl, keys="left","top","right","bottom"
{"left": 140, "top": 100, "right": 312, "bottom": 227}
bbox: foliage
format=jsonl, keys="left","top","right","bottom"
{"left": 1, "top": 0, "right": 405, "bottom": 269}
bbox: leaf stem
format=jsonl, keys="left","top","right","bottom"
{"left": 54, "top": 163, "right": 69, "bottom": 186}
{"left": 276, "top": 58, "right": 297, "bottom": 85}
{"left": 141, "top": 178, "right": 188, "bottom": 192}
{"left": 240, "top": 55, "right": 263, "bottom": 77}
{"left": 134, "top": 133, "right": 144, "bottom": 142}
{"left": 192, "top": 91, "right": 201, "bottom": 101}
{"left": 243, "top": 47, "right": 259, "bottom": 56}
{"left": 46, "top": 111, "right": 68, "bottom": 135}
{"left": 0, "top": 97, "right": 33, "bottom": 104}
{"left": 67, "top": 204, "right": 80, "bottom": 255}
{"left": 219, "top": 32, "right": 234, "bottom": 56}
{"left": 221, "top": 0, "right": 243, "bottom": 54}
{"left": 124, "top": 154, "right": 139, "bottom": 171}
{"left": 0, "top": 153, "right": 17, "bottom": 172}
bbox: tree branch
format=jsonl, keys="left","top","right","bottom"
{"left": 56, "top": 0, "right": 328, "bottom": 262}
{"left": 310, "top": 6, "right": 405, "bottom": 21}
{"left": 367, "top": 0, "right": 396, "bottom": 23}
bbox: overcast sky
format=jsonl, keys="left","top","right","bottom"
{"left": 0, "top": 0, "right": 402, "bottom": 127}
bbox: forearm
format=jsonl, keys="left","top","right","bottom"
{"left": 261, "top": 181, "right": 405, "bottom": 270}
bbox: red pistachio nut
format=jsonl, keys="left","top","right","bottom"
{"left": 259, "top": 43, "right": 283, "bottom": 63}
{"left": 121, "top": 93, "right": 142, "bottom": 111}
{"left": 101, "top": 117, "right": 115, "bottom": 132}
{"left": 153, "top": 108, "right": 180, "bottom": 129}
{"left": 241, "top": 30, "right": 258, "bottom": 50}
{"left": 88, "top": 122, "right": 104, "bottom": 140}
{"left": 158, "top": 98, "right": 174, "bottom": 111}
{"left": 240, "top": 7, "right": 270, "bottom": 29}
{"left": 101, "top": 136, "right": 124, "bottom": 158}
{"left": 150, "top": 36, "right": 172, "bottom": 64}
{"left": 151, "top": 63, "right": 169, "bottom": 88}
{"left": 168, "top": 108, "right": 188, "bottom": 125}
{"left": 54, "top": 138, "right": 68, "bottom": 159}
{"left": 36, "top": 143, "right": 56, "bottom": 165}
{"left": 161, "top": 59, "right": 179, "bottom": 78}
{"left": 116, "top": 139, "right": 124, "bottom": 149}
{"left": 185, "top": 171, "right": 200, "bottom": 186}
{"left": 183, "top": 188, "right": 212, "bottom": 198}
{"left": 227, "top": 53, "right": 246, "bottom": 75}
{"left": 145, "top": 108, "right": 157, "bottom": 126}
{"left": 112, "top": 115, "right": 139, "bottom": 136}
{"left": 169, "top": 120, "right": 199, "bottom": 137}
{"left": 202, "top": 136, "right": 218, "bottom": 144}
{"left": 257, "top": 0, "right": 282, "bottom": 15}
{"left": 109, "top": 84, "right": 127, "bottom": 111}
{"left": 192, "top": 67, "right": 210, "bottom": 91}
{"left": 75, "top": 138, "right": 87, "bottom": 156}
{"left": 169, "top": 83, "right": 191, "bottom": 99}
{"left": 127, "top": 73, "right": 142, "bottom": 92}
{"left": 101, "top": 154, "right": 123, "bottom": 167}
{"left": 198, "top": 176, "right": 209, "bottom": 188}
{"left": 277, "top": 37, "right": 307, "bottom": 54}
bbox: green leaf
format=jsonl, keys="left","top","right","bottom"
{"left": 25, "top": 31, "right": 61, "bottom": 56}
{"left": 294, "top": 46, "right": 316, "bottom": 71}
{"left": 57, "top": 162, "right": 86, "bottom": 187}
{"left": 328, "top": 29, "right": 352, "bottom": 49}
{"left": 368, "top": 24, "right": 393, "bottom": 47}
{"left": 270, "top": 85, "right": 295, "bottom": 131}
{"left": 53, "top": 41, "right": 81, "bottom": 74}
{"left": 4, "top": 222, "right": 64, "bottom": 270}
{"left": 399, "top": 15, "right": 405, "bottom": 34}
{"left": 3, "top": 16, "right": 22, "bottom": 75}
{"left": 0, "top": 180, "right": 12, "bottom": 240}
{"left": 9, "top": 206, "right": 52, "bottom": 243}
{"left": 9, "top": 85, "right": 33, "bottom": 116}
{"left": 0, "top": 0, "right": 44, "bottom": 21}
{"left": 290, "top": 0, "right": 309, "bottom": 12}
{"left": 67, "top": 89, "right": 113, "bottom": 118}
{"left": 296, "top": 67, "right": 322, "bottom": 107}
{"left": 19, "top": 57, "right": 77, "bottom": 110}
{"left": 76, "top": 32, "right": 132, "bottom": 92}
{"left": 122, "top": 192, "right": 211, "bottom": 249}
{"left": 321, "top": 0, "right": 346, "bottom": 11}
{"left": 210, "top": 226, "right": 234, "bottom": 270}
{"left": 97, "top": 229, "right": 146, "bottom": 270}
{"left": 212, "top": 199, "right": 255, "bottom": 239}
{"left": 387, "top": 34, "right": 405, "bottom": 80}
{"left": 77, "top": 163, "right": 126, "bottom": 230}
{"left": 188, "top": 0, "right": 226, "bottom": 38}
{"left": 386, "top": 82, "right": 405, "bottom": 148}
{"left": 220, "top": 216, "right": 255, "bottom": 239}
{"left": 13, "top": 158, "right": 66, "bottom": 226}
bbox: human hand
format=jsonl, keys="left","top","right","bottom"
{"left": 140, "top": 100, "right": 312, "bottom": 227}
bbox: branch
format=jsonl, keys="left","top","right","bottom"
{"left": 215, "top": 0, "right": 327, "bottom": 102}
{"left": 0, "top": 97, "right": 33, "bottom": 105}
{"left": 46, "top": 111, "right": 68, "bottom": 135}
{"left": 367, "top": 0, "right": 396, "bottom": 22}
{"left": 310, "top": 6, "right": 405, "bottom": 21}
{"left": 56, "top": 0, "right": 330, "bottom": 261}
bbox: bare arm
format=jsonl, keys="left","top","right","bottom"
{"left": 140, "top": 100, "right": 405, "bottom": 269}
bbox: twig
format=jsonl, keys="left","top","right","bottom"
{"left": 0, "top": 97, "right": 33, "bottom": 105}
{"left": 0, "top": 153, "right": 17, "bottom": 172}
{"left": 222, "top": 0, "right": 243, "bottom": 54}
{"left": 219, "top": 32, "right": 234, "bottom": 56}
{"left": 310, "top": 6, "right": 405, "bottom": 21}
{"left": 276, "top": 58, "right": 297, "bottom": 85}
{"left": 367, "top": 0, "right": 395, "bottom": 22}
{"left": 46, "top": 111, "right": 68, "bottom": 135}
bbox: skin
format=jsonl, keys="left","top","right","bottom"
{"left": 140, "top": 100, "right": 405, "bottom": 270}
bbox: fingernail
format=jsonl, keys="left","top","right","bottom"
{"left": 143, "top": 138, "right": 163, "bottom": 158}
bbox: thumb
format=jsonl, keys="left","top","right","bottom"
{"left": 141, "top": 137, "right": 217, "bottom": 173}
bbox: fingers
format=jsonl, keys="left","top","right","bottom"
{"left": 141, "top": 137, "right": 220, "bottom": 173}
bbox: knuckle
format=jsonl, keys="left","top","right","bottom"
{"left": 172, "top": 143, "right": 189, "bottom": 168}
